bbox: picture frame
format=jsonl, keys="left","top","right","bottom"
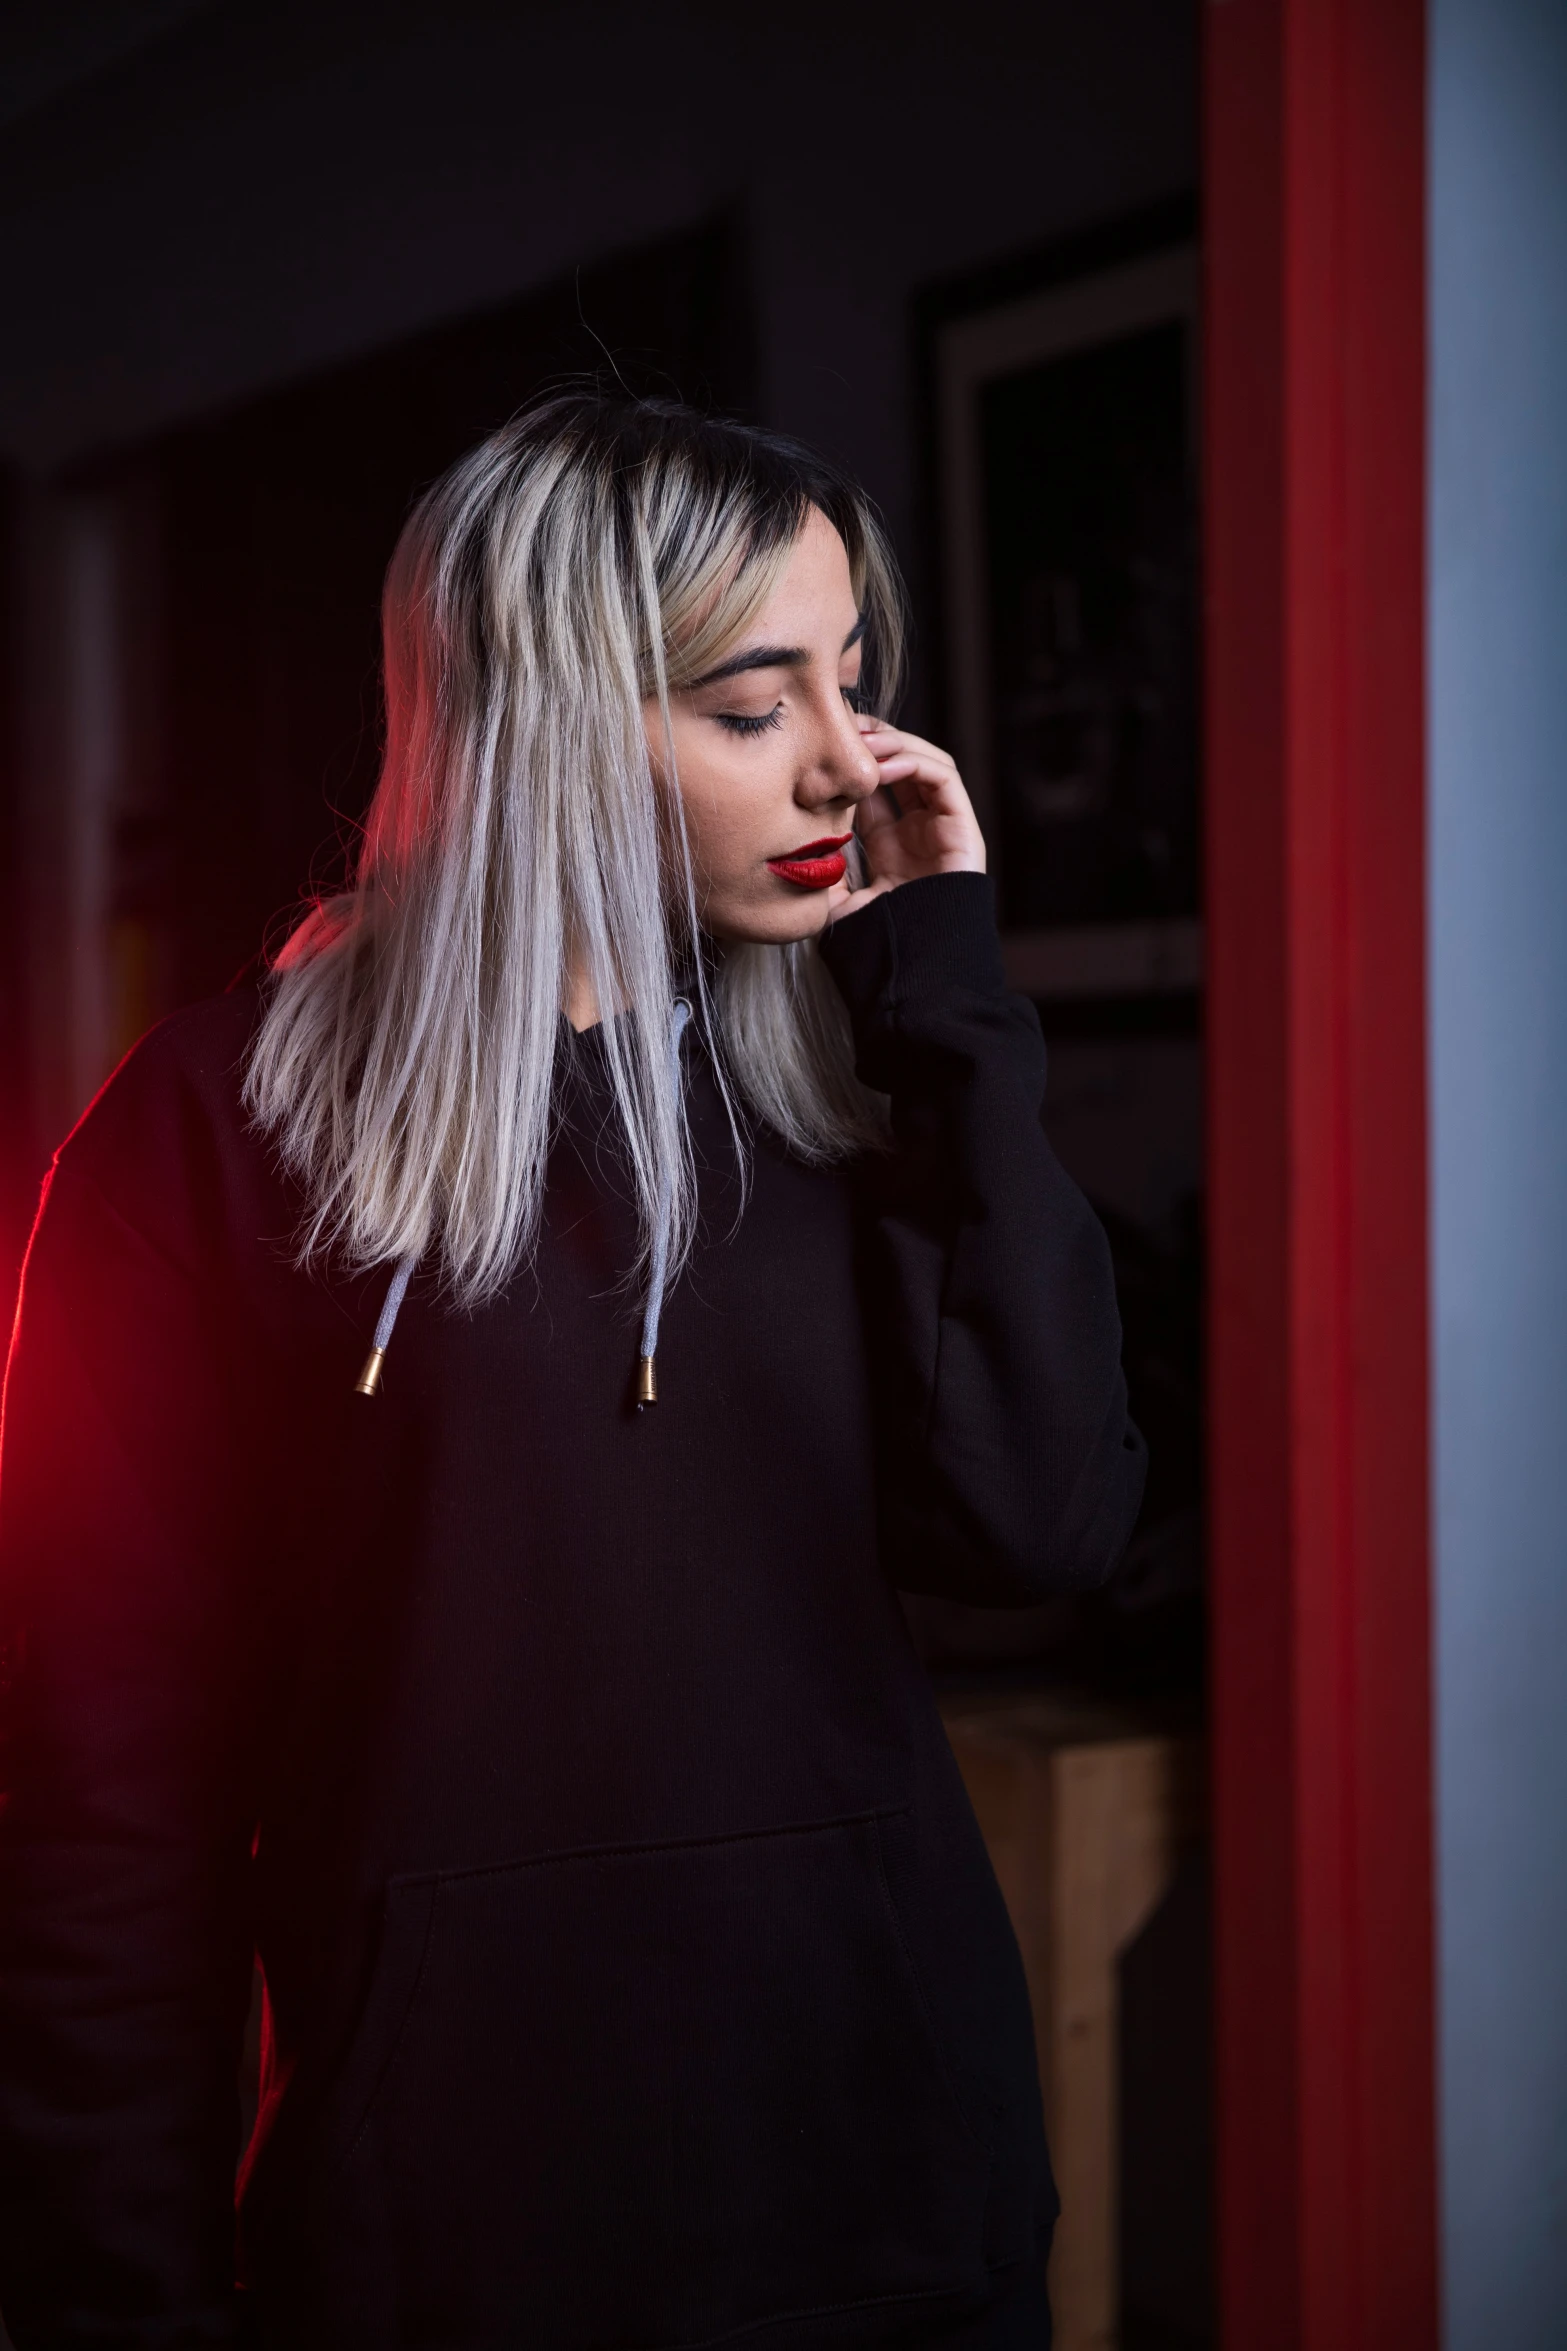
{"left": 926, "top": 228, "right": 1201, "bottom": 1000}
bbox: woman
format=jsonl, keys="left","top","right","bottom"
{"left": 0, "top": 395, "right": 1145, "bottom": 2349}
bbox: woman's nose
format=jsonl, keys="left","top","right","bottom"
{"left": 803, "top": 697, "right": 880, "bottom": 806}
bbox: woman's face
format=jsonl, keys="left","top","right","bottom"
{"left": 649, "top": 507, "right": 884, "bottom": 944}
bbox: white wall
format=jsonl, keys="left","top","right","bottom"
{"left": 1429, "top": 3, "right": 1567, "bottom": 2342}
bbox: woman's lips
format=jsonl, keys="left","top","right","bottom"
{"left": 766, "top": 834, "right": 852, "bottom": 890}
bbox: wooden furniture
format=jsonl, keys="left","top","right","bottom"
{"left": 939, "top": 1691, "right": 1205, "bottom": 2351}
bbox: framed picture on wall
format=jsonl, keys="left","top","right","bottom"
{"left": 924, "top": 223, "right": 1201, "bottom": 1000}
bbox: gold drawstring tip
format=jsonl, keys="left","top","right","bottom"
{"left": 636, "top": 1354, "right": 658, "bottom": 1407}
{"left": 354, "top": 1347, "right": 387, "bottom": 1398}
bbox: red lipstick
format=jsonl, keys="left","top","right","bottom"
{"left": 766, "top": 833, "right": 853, "bottom": 890}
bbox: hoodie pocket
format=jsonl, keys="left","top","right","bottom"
{"left": 342, "top": 1811, "right": 991, "bottom": 2347}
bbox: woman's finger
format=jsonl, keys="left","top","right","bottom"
{"left": 857, "top": 720, "right": 960, "bottom": 776}
{"left": 847, "top": 720, "right": 986, "bottom": 881}
{"left": 870, "top": 749, "right": 971, "bottom": 811}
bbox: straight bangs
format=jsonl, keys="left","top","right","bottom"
{"left": 245, "top": 391, "right": 903, "bottom": 1312}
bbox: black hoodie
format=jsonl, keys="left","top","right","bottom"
{"left": 0, "top": 874, "right": 1145, "bottom": 2350}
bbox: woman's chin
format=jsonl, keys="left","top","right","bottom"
{"left": 703, "top": 889, "right": 841, "bottom": 947}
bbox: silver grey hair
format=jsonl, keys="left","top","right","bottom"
{"left": 243, "top": 392, "right": 904, "bottom": 1309}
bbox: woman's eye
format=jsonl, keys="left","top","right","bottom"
{"left": 715, "top": 704, "right": 784, "bottom": 738}
{"left": 842, "top": 683, "right": 867, "bottom": 715}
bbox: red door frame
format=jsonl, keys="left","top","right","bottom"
{"left": 1205, "top": 3, "right": 1438, "bottom": 2344}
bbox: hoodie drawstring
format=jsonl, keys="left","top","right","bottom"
{"left": 354, "top": 998, "right": 692, "bottom": 1405}
{"left": 354, "top": 1249, "right": 418, "bottom": 1397}
{"left": 636, "top": 998, "right": 691, "bottom": 1409}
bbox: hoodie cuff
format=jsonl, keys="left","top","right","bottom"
{"left": 817, "top": 872, "right": 1006, "bottom": 1020}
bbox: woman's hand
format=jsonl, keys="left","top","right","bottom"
{"left": 829, "top": 716, "right": 986, "bottom": 915}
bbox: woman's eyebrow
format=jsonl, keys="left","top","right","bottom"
{"left": 688, "top": 614, "right": 868, "bottom": 692}
{"left": 689, "top": 643, "right": 805, "bottom": 689}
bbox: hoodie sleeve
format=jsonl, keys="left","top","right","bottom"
{"left": 0, "top": 1127, "right": 261, "bottom": 2345}
{"left": 818, "top": 872, "right": 1148, "bottom": 1606}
